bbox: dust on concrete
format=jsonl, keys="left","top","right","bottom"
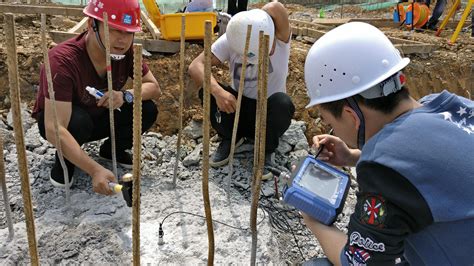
{"left": 0, "top": 111, "right": 344, "bottom": 263}
{"left": 0, "top": 2, "right": 473, "bottom": 264}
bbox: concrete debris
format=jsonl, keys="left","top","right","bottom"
{"left": 7, "top": 103, "right": 35, "bottom": 132}
{"left": 3, "top": 119, "right": 347, "bottom": 264}
{"left": 182, "top": 143, "right": 202, "bottom": 166}
{"left": 183, "top": 120, "right": 203, "bottom": 140}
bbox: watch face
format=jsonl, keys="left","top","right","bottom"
{"left": 124, "top": 91, "right": 133, "bottom": 103}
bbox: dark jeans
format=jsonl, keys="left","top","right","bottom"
{"left": 425, "top": 0, "right": 447, "bottom": 29}
{"left": 227, "top": 0, "right": 248, "bottom": 16}
{"left": 200, "top": 84, "right": 295, "bottom": 153}
{"left": 37, "top": 101, "right": 158, "bottom": 174}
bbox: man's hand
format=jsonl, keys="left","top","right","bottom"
{"left": 312, "top": 134, "right": 360, "bottom": 167}
{"left": 91, "top": 167, "right": 117, "bottom": 195}
{"left": 213, "top": 86, "right": 237, "bottom": 114}
{"left": 97, "top": 90, "right": 124, "bottom": 109}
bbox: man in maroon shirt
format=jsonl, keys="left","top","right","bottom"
{"left": 32, "top": 0, "right": 161, "bottom": 195}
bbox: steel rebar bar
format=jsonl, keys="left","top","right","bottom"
{"left": 250, "top": 33, "right": 269, "bottom": 266}
{"left": 0, "top": 135, "right": 14, "bottom": 242}
{"left": 4, "top": 13, "right": 39, "bottom": 266}
{"left": 102, "top": 12, "right": 118, "bottom": 180}
{"left": 132, "top": 43, "right": 143, "bottom": 266}
{"left": 226, "top": 24, "right": 252, "bottom": 191}
{"left": 173, "top": 15, "right": 186, "bottom": 187}
{"left": 41, "top": 14, "right": 70, "bottom": 204}
{"left": 202, "top": 20, "right": 215, "bottom": 266}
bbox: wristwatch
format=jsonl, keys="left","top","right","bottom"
{"left": 122, "top": 91, "right": 134, "bottom": 104}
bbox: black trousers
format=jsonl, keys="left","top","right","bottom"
{"left": 200, "top": 84, "right": 295, "bottom": 153}
{"left": 37, "top": 101, "right": 158, "bottom": 171}
{"left": 227, "top": 0, "right": 248, "bottom": 16}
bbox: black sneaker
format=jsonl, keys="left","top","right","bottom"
{"left": 210, "top": 137, "right": 245, "bottom": 168}
{"left": 262, "top": 152, "right": 274, "bottom": 181}
{"left": 49, "top": 154, "right": 75, "bottom": 188}
{"left": 99, "top": 147, "right": 133, "bottom": 169}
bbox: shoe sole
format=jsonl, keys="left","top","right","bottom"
{"left": 49, "top": 175, "right": 74, "bottom": 188}
{"left": 209, "top": 138, "right": 245, "bottom": 168}
{"left": 99, "top": 155, "right": 133, "bottom": 169}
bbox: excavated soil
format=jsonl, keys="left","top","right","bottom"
{"left": 0, "top": 4, "right": 472, "bottom": 140}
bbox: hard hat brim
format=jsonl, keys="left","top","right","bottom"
{"left": 305, "top": 57, "right": 410, "bottom": 108}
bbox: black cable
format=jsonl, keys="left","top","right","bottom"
{"left": 160, "top": 208, "right": 266, "bottom": 232}
{"left": 259, "top": 187, "right": 306, "bottom": 260}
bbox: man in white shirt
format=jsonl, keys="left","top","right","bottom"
{"left": 188, "top": 2, "right": 294, "bottom": 180}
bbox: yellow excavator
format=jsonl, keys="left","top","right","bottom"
{"left": 142, "top": 0, "right": 217, "bottom": 41}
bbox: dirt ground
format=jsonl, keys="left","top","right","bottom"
{"left": 0, "top": 3, "right": 472, "bottom": 141}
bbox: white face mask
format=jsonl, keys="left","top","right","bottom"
{"left": 110, "top": 54, "right": 126, "bottom": 61}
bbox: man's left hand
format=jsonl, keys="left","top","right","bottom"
{"left": 97, "top": 90, "right": 124, "bottom": 109}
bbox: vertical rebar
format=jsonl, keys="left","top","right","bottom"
{"left": 226, "top": 24, "right": 252, "bottom": 191}
{"left": 102, "top": 12, "right": 118, "bottom": 180}
{"left": 250, "top": 32, "right": 269, "bottom": 266}
{"left": 0, "top": 134, "right": 14, "bottom": 242}
{"left": 251, "top": 31, "right": 265, "bottom": 188}
{"left": 132, "top": 43, "right": 143, "bottom": 266}
{"left": 340, "top": 0, "right": 344, "bottom": 19}
{"left": 203, "top": 20, "right": 215, "bottom": 266}
{"left": 469, "top": 60, "right": 473, "bottom": 100}
{"left": 173, "top": 15, "right": 186, "bottom": 187}
{"left": 41, "top": 14, "right": 70, "bottom": 204}
{"left": 4, "top": 13, "right": 39, "bottom": 266}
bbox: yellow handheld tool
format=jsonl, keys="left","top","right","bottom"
{"left": 109, "top": 173, "right": 134, "bottom": 207}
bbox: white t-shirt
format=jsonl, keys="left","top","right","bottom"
{"left": 211, "top": 33, "right": 290, "bottom": 99}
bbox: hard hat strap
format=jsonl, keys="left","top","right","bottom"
{"left": 346, "top": 97, "right": 366, "bottom": 149}
{"left": 91, "top": 19, "right": 127, "bottom": 61}
{"left": 92, "top": 19, "right": 107, "bottom": 51}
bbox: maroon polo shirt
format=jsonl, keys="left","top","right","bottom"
{"left": 32, "top": 31, "right": 149, "bottom": 119}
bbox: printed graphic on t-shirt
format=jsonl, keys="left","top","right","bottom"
{"left": 349, "top": 231, "right": 386, "bottom": 252}
{"left": 344, "top": 246, "right": 371, "bottom": 266}
{"left": 361, "top": 194, "right": 386, "bottom": 228}
{"left": 440, "top": 105, "right": 474, "bottom": 135}
{"left": 232, "top": 60, "right": 274, "bottom": 92}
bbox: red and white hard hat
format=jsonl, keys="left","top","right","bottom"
{"left": 304, "top": 22, "right": 410, "bottom": 108}
{"left": 83, "top": 0, "right": 141, "bottom": 32}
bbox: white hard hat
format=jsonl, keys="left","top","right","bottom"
{"left": 304, "top": 22, "right": 410, "bottom": 108}
{"left": 226, "top": 9, "right": 275, "bottom": 64}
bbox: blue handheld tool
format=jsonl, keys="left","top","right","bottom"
{"left": 282, "top": 156, "right": 350, "bottom": 225}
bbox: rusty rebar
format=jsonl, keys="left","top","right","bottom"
{"left": 173, "top": 15, "right": 186, "bottom": 187}
{"left": 4, "top": 13, "right": 39, "bottom": 266}
{"left": 226, "top": 24, "right": 252, "bottom": 191}
{"left": 132, "top": 43, "right": 143, "bottom": 266}
{"left": 0, "top": 134, "right": 14, "bottom": 242}
{"left": 41, "top": 14, "right": 70, "bottom": 204}
{"left": 250, "top": 33, "right": 269, "bottom": 266}
{"left": 251, "top": 31, "right": 265, "bottom": 189}
{"left": 202, "top": 20, "right": 215, "bottom": 266}
{"left": 102, "top": 12, "right": 118, "bottom": 179}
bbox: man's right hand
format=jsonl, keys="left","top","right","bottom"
{"left": 91, "top": 167, "right": 117, "bottom": 196}
{"left": 213, "top": 86, "right": 237, "bottom": 114}
{"left": 312, "top": 134, "right": 360, "bottom": 167}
